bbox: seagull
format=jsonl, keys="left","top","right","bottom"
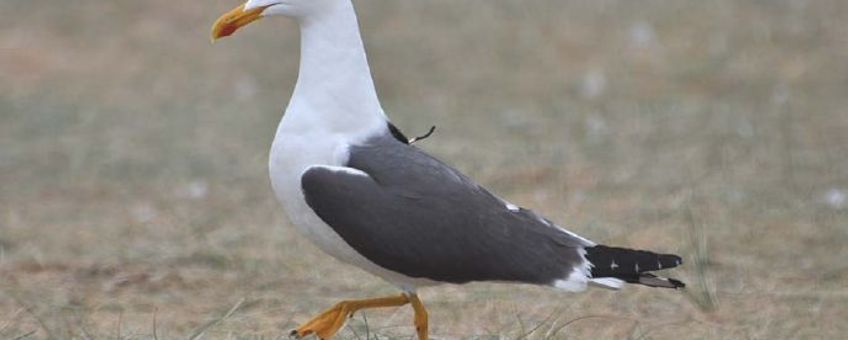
{"left": 211, "top": 1, "right": 684, "bottom": 339}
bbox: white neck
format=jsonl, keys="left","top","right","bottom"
{"left": 284, "top": 1, "right": 386, "bottom": 134}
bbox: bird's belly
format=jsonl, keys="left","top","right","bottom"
{"left": 268, "top": 132, "right": 439, "bottom": 291}
{"left": 268, "top": 135, "right": 354, "bottom": 260}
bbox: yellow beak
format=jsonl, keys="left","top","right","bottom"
{"left": 211, "top": 3, "right": 268, "bottom": 42}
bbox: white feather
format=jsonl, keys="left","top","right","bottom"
{"left": 306, "top": 165, "right": 369, "bottom": 178}
{"left": 552, "top": 248, "right": 592, "bottom": 292}
{"left": 589, "top": 277, "right": 625, "bottom": 290}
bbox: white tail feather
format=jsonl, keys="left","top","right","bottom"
{"left": 589, "top": 277, "right": 625, "bottom": 290}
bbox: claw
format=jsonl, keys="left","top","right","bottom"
{"left": 289, "top": 295, "right": 415, "bottom": 339}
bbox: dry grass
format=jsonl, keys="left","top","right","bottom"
{"left": 2, "top": 0, "right": 847, "bottom": 338}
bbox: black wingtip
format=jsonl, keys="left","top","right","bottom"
{"left": 658, "top": 254, "right": 684, "bottom": 270}
{"left": 585, "top": 245, "right": 684, "bottom": 279}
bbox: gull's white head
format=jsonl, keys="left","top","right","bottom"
{"left": 211, "top": 0, "right": 345, "bottom": 40}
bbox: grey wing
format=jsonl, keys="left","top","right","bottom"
{"left": 301, "top": 134, "right": 592, "bottom": 285}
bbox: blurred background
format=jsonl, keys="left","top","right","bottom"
{"left": 1, "top": 0, "right": 846, "bottom": 338}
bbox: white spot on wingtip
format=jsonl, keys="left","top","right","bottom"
{"left": 610, "top": 260, "right": 619, "bottom": 270}
{"left": 635, "top": 263, "right": 640, "bottom": 272}
{"left": 657, "top": 260, "right": 662, "bottom": 269}
{"left": 505, "top": 203, "right": 519, "bottom": 212}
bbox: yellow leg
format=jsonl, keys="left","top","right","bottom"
{"left": 409, "top": 294, "right": 429, "bottom": 340}
{"left": 291, "top": 294, "right": 411, "bottom": 339}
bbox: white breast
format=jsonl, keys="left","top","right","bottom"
{"left": 268, "top": 113, "right": 439, "bottom": 292}
{"left": 268, "top": 123, "right": 347, "bottom": 253}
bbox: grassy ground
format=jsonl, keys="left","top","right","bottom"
{"left": 1, "top": 0, "right": 847, "bottom": 338}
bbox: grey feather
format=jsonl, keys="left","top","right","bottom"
{"left": 301, "top": 131, "right": 591, "bottom": 285}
